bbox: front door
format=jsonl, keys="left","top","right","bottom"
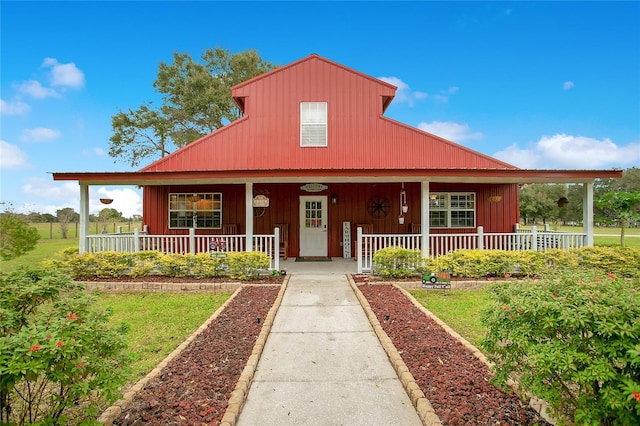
{"left": 299, "top": 196, "right": 328, "bottom": 257}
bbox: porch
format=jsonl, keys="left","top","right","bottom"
{"left": 85, "top": 224, "right": 586, "bottom": 274}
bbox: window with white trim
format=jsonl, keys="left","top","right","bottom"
{"left": 300, "top": 102, "right": 327, "bottom": 147}
{"left": 429, "top": 193, "right": 475, "bottom": 228}
{"left": 169, "top": 193, "right": 222, "bottom": 229}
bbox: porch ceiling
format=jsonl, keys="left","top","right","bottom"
{"left": 51, "top": 168, "right": 623, "bottom": 186}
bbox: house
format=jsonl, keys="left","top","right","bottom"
{"left": 53, "top": 54, "right": 622, "bottom": 272}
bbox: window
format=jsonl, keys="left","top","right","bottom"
{"left": 300, "top": 102, "right": 327, "bottom": 147}
{"left": 429, "top": 193, "right": 475, "bottom": 228}
{"left": 169, "top": 193, "right": 222, "bottom": 229}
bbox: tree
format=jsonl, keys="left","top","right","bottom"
{"left": 109, "top": 47, "right": 276, "bottom": 166}
{"left": 97, "top": 208, "right": 123, "bottom": 233}
{"left": 595, "top": 191, "right": 640, "bottom": 246}
{"left": 0, "top": 208, "right": 39, "bottom": 261}
{"left": 519, "top": 184, "right": 566, "bottom": 225}
{"left": 56, "top": 208, "right": 78, "bottom": 239}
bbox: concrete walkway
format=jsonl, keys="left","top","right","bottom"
{"left": 236, "top": 259, "right": 422, "bottom": 425}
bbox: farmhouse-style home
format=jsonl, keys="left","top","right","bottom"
{"left": 53, "top": 54, "right": 621, "bottom": 272}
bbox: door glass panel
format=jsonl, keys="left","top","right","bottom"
{"left": 305, "top": 200, "right": 323, "bottom": 228}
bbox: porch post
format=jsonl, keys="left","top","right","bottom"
{"left": 582, "top": 182, "right": 594, "bottom": 246}
{"left": 420, "top": 181, "right": 430, "bottom": 258}
{"left": 79, "top": 184, "right": 89, "bottom": 254}
{"left": 245, "top": 183, "right": 253, "bottom": 252}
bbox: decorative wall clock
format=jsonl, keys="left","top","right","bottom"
{"left": 366, "top": 195, "right": 391, "bottom": 219}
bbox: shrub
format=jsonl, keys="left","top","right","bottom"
{"left": 50, "top": 250, "right": 272, "bottom": 281}
{"left": 573, "top": 246, "right": 640, "bottom": 277}
{"left": 481, "top": 269, "right": 640, "bottom": 425}
{"left": 0, "top": 267, "right": 130, "bottom": 424}
{"left": 373, "top": 247, "right": 423, "bottom": 278}
{"left": 227, "top": 252, "right": 270, "bottom": 280}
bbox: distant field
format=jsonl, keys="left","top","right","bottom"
{"left": 29, "top": 221, "right": 144, "bottom": 239}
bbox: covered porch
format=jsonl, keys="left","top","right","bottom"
{"left": 63, "top": 175, "right": 602, "bottom": 274}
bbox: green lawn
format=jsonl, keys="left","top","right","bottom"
{"left": 0, "top": 239, "right": 77, "bottom": 272}
{"left": 408, "top": 288, "right": 490, "bottom": 348}
{"left": 95, "top": 292, "right": 232, "bottom": 383}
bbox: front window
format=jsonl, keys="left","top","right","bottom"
{"left": 169, "top": 193, "right": 222, "bottom": 229}
{"left": 300, "top": 102, "right": 327, "bottom": 147}
{"left": 429, "top": 193, "right": 475, "bottom": 228}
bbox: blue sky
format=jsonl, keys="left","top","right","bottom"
{"left": 1, "top": 1, "right": 639, "bottom": 218}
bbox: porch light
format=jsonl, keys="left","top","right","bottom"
{"left": 557, "top": 197, "right": 569, "bottom": 208}
{"left": 331, "top": 193, "right": 338, "bottom": 205}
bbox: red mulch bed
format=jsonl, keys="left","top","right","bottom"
{"left": 358, "top": 284, "right": 549, "bottom": 425}
{"left": 108, "top": 275, "right": 548, "bottom": 425}
{"left": 113, "top": 285, "right": 280, "bottom": 425}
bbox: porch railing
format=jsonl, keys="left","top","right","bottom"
{"left": 356, "top": 225, "right": 587, "bottom": 273}
{"left": 85, "top": 228, "right": 280, "bottom": 271}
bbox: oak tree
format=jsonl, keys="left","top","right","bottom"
{"left": 109, "top": 48, "right": 275, "bottom": 166}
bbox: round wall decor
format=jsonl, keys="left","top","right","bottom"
{"left": 366, "top": 195, "right": 391, "bottom": 219}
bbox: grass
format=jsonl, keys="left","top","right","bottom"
{"left": 408, "top": 288, "right": 490, "bottom": 348}
{"left": 94, "top": 291, "right": 232, "bottom": 383}
{"left": 0, "top": 239, "right": 78, "bottom": 272}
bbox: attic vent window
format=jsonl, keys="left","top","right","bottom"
{"left": 300, "top": 102, "right": 327, "bottom": 147}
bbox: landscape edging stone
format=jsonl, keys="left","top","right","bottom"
{"left": 219, "top": 276, "right": 290, "bottom": 426}
{"left": 392, "top": 282, "right": 556, "bottom": 425}
{"left": 348, "top": 274, "right": 443, "bottom": 426}
{"left": 96, "top": 280, "right": 286, "bottom": 425}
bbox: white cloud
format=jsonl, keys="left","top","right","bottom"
{"left": 417, "top": 121, "right": 484, "bottom": 143}
{"left": 563, "top": 81, "right": 575, "bottom": 90}
{"left": 42, "top": 58, "right": 85, "bottom": 89}
{"left": 23, "top": 178, "right": 77, "bottom": 201}
{"left": 377, "top": 76, "right": 428, "bottom": 106}
{"left": 0, "top": 98, "right": 30, "bottom": 115}
{"left": 94, "top": 147, "right": 106, "bottom": 156}
{"left": 0, "top": 140, "right": 29, "bottom": 169}
{"left": 492, "top": 145, "right": 540, "bottom": 169}
{"left": 17, "top": 80, "right": 59, "bottom": 99}
{"left": 20, "top": 127, "right": 61, "bottom": 142}
{"left": 494, "top": 133, "right": 640, "bottom": 169}
{"left": 21, "top": 179, "right": 142, "bottom": 218}
{"left": 94, "top": 187, "right": 142, "bottom": 218}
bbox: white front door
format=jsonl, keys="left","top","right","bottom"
{"left": 299, "top": 195, "right": 328, "bottom": 257}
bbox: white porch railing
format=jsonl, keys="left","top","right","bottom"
{"left": 356, "top": 225, "right": 587, "bottom": 273}
{"left": 85, "top": 228, "right": 281, "bottom": 271}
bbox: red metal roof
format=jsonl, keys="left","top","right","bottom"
{"left": 53, "top": 54, "right": 623, "bottom": 184}
{"left": 141, "top": 54, "right": 517, "bottom": 174}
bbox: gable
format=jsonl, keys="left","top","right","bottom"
{"left": 141, "top": 54, "right": 517, "bottom": 174}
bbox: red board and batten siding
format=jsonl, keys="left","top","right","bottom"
{"left": 143, "top": 182, "right": 519, "bottom": 258}
{"left": 141, "top": 55, "right": 515, "bottom": 175}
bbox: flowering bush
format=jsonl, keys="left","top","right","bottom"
{"left": 481, "top": 269, "right": 640, "bottom": 424}
{"left": 0, "top": 267, "right": 130, "bottom": 424}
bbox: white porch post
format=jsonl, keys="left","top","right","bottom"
{"left": 79, "top": 184, "right": 89, "bottom": 254}
{"left": 583, "top": 182, "right": 594, "bottom": 246}
{"left": 420, "top": 181, "right": 430, "bottom": 258}
{"left": 245, "top": 182, "right": 253, "bottom": 252}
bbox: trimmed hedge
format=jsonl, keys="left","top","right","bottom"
{"left": 45, "top": 250, "right": 271, "bottom": 281}
{"left": 372, "top": 246, "right": 640, "bottom": 279}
